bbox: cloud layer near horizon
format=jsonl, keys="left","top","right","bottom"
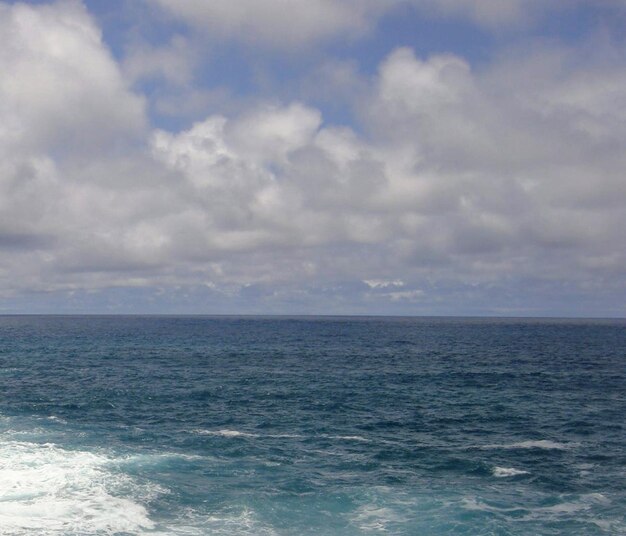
{"left": 1, "top": 0, "right": 625, "bottom": 315}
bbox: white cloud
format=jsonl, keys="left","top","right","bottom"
{"left": 0, "top": 0, "right": 149, "bottom": 294}
{"left": 226, "top": 104, "right": 322, "bottom": 164}
{"left": 368, "top": 44, "right": 626, "bottom": 284}
{"left": 123, "top": 35, "right": 195, "bottom": 87}
{"left": 149, "top": 0, "right": 384, "bottom": 47}
{"left": 364, "top": 280, "right": 405, "bottom": 289}
{"left": 0, "top": 0, "right": 145, "bottom": 154}
{"left": 144, "top": 40, "right": 626, "bottom": 297}
{"left": 147, "top": 0, "right": 583, "bottom": 49}
{"left": 387, "top": 289, "right": 424, "bottom": 301}
{"left": 1, "top": 1, "right": 626, "bottom": 314}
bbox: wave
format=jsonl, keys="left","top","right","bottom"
{"left": 0, "top": 432, "right": 285, "bottom": 536}
{"left": 352, "top": 505, "right": 406, "bottom": 532}
{"left": 463, "top": 492, "right": 622, "bottom": 530}
{"left": 327, "top": 435, "right": 371, "bottom": 443}
{"left": 192, "top": 429, "right": 369, "bottom": 442}
{"left": 492, "top": 466, "right": 529, "bottom": 477}
{"left": 152, "top": 507, "right": 280, "bottom": 536}
{"left": 194, "top": 429, "right": 260, "bottom": 438}
{"left": 0, "top": 439, "right": 156, "bottom": 535}
{"left": 479, "top": 440, "right": 571, "bottom": 450}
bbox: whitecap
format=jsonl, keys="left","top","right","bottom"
{"left": 116, "top": 452, "right": 206, "bottom": 467}
{"left": 351, "top": 504, "right": 407, "bottom": 532}
{"left": 150, "top": 506, "right": 280, "bottom": 536}
{"left": 194, "top": 429, "right": 259, "bottom": 438}
{"left": 519, "top": 493, "right": 617, "bottom": 525}
{"left": 492, "top": 466, "right": 529, "bottom": 477}
{"left": 581, "top": 493, "right": 611, "bottom": 506}
{"left": 480, "top": 440, "right": 570, "bottom": 450}
{"left": 461, "top": 498, "right": 527, "bottom": 514}
{"left": 0, "top": 440, "right": 157, "bottom": 535}
{"left": 508, "top": 440, "right": 570, "bottom": 450}
{"left": 326, "top": 435, "right": 371, "bottom": 443}
{"left": 192, "top": 429, "right": 370, "bottom": 442}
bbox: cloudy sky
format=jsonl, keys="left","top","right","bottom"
{"left": 1, "top": 0, "right": 625, "bottom": 316}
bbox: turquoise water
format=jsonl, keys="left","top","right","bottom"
{"left": 0, "top": 316, "right": 624, "bottom": 535}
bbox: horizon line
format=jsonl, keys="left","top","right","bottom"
{"left": 0, "top": 313, "right": 624, "bottom": 320}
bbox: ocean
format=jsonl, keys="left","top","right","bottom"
{"left": 0, "top": 315, "right": 624, "bottom": 535}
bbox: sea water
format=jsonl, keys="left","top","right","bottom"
{"left": 0, "top": 315, "right": 624, "bottom": 535}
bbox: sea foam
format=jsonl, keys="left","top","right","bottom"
{"left": 480, "top": 440, "right": 570, "bottom": 450}
{"left": 0, "top": 439, "right": 156, "bottom": 535}
{"left": 194, "top": 429, "right": 259, "bottom": 438}
{"left": 492, "top": 466, "right": 529, "bottom": 477}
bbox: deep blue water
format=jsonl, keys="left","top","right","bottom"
{"left": 0, "top": 315, "right": 624, "bottom": 535}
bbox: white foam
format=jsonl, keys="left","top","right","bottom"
{"left": 193, "top": 429, "right": 371, "bottom": 442}
{"left": 521, "top": 495, "right": 605, "bottom": 519}
{"left": 194, "top": 429, "right": 259, "bottom": 438}
{"left": 480, "top": 440, "right": 570, "bottom": 450}
{"left": 327, "top": 435, "right": 371, "bottom": 443}
{"left": 45, "top": 416, "right": 67, "bottom": 424}
{"left": 150, "top": 507, "right": 280, "bottom": 536}
{"left": 465, "top": 493, "right": 624, "bottom": 532}
{"left": 352, "top": 504, "right": 407, "bottom": 532}
{"left": 520, "top": 493, "right": 619, "bottom": 528}
{"left": 266, "top": 433, "right": 304, "bottom": 439}
{"left": 461, "top": 498, "right": 525, "bottom": 514}
{"left": 581, "top": 493, "right": 611, "bottom": 506}
{"left": 492, "top": 466, "right": 529, "bottom": 477}
{"left": 117, "top": 452, "right": 206, "bottom": 466}
{"left": 509, "top": 440, "right": 569, "bottom": 450}
{"left": 0, "top": 440, "right": 156, "bottom": 535}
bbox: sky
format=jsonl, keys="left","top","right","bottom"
{"left": 1, "top": 0, "right": 626, "bottom": 316}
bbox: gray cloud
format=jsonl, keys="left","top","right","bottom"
{"left": 0, "top": 233, "right": 54, "bottom": 251}
{"left": 0, "top": 1, "right": 625, "bottom": 315}
{"left": 148, "top": 0, "right": 384, "bottom": 47}
{"left": 146, "top": 0, "right": 602, "bottom": 49}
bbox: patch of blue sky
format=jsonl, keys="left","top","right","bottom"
{"left": 44, "top": 1, "right": 625, "bottom": 133}
{"left": 347, "top": 3, "right": 494, "bottom": 70}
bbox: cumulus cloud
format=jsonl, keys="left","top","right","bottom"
{"left": 0, "top": 0, "right": 147, "bottom": 294}
{"left": 1, "top": 0, "right": 626, "bottom": 314}
{"left": 143, "top": 43, "right": 626, "bottom": 301}
{"left": 149, "top": 102, "right": 385, "bottom": 254}
{"left": 362, "top": 45, "right": 626, "bottom": 267}
{"left": 0, "top": 1, "right": 145, "bottom": 154}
